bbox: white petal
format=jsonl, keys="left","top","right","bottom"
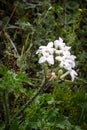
{"left": 38, "top": 56, "right": 46, "bottom": 64}
{"left": 39, "top": 46, "right": 46, "bottom": 49}
{"left": 55, "top": 56, "right": 64, "bottom": 61}
{"left": 63, "top": 46, "right": 71, "bottom": 51}
{"left": 59, "top": 37, "right": 63, "bottom": 42}
{"left": 65, "top": 59, "right": 75, "bottom": 68}
{"left": 63, "top": 51, "right": 71, "bottom": 56}
{"left": 69, "top": 69, "right": 78, "bottom": 81}
{"left": 55, "top": 50, "right": 63, "bottom": 54}
{"left": 64, "top": 62, "right": 71, "bottom": 70}
{"left": 47, "top": 48, "right": 54, "bottom": 55}
{"left": 36, "top": 49, "right": 43, "bottom": 54}
{"left": 36, "top": 49, "right": 39, "bottom": 54}
{"left": 54, "top": 40, "right": 59, "bottom": 49}
{"left": 47, "top": 55, "right": 54, "bottom": 65}
{"left": 54, "top": 38, "right": 65, "bottom": 49}
{"left": 59, "top": 61, "right": 64, "bottom": 68}
{"left": 47, "top": 42, "right": 53, "bottom": 48}
{"left": 58, "top": 43, "right": 65, "bottom": 49}
{"left": 70, "top": 55, "right": 76, "bottom": 60}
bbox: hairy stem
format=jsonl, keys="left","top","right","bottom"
{"left": 11, "top": 75, "right": 46, "bottom": 122}
{"left": 4, "top": 2, "right": 19, "bottom": 31}
{"left": 2, "top": 91, "right": 10, "bottom": 130}
{"left": 63, "top": 0, "right": 67, "bottom": 28}
{"left": 4, "top": 32, "right": 19, "bottom": 56}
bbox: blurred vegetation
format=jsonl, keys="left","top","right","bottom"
{"left": 0, "top": 0, "right": 87, "bottom": 130}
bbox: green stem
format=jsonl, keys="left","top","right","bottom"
{"left": 2, "top": 91, "right": 10, "bottom": 130}
{"left": 4, "top": 2, "right": 19, "bottom": 31}
{"left": 4, "top": 32, "right": 19, "bottom": 56}
{"left": 63, "top": 0, "right": 67, "bottom": 28}
{"left": 79, "top": 107, "right": 84, "bottom": 123}
{"left": 11, "top": 75, "right": 46, "bottom": 123}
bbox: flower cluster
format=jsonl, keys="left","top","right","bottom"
{"left": 36, "top": 37, "right": 78, "bottom": 81}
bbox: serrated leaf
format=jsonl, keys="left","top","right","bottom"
{"left": 16, "top": 72, "right": 34, "bottom": 86}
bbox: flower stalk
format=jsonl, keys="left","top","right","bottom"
{"left": 2, "top": 91, "right": 10, "bottom": 130}
{"left": 10, "top": 74, "right": 46, "bottom": 123}
{"left": 4, "top": 32, "right": 19, "bottom": 56}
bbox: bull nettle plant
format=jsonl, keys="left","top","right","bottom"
{"left": 0, "top": 37, "right": 79, "bottom": 130}
{"left": 0, "top": 0, "right": 87, "bottom": 130}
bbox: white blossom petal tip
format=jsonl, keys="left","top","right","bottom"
{"left": 47, "top": 42, "right": 53, "bottom": 48}
{"left": 69, "top": 69, "right": 78, "bottom": 81}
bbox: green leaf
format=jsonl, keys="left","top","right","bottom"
{"left": 16, "top": 72, "right": 34, "bottom": 86}
{"left": 9, "top": 120, "right": 19, "bottom": 130}
{"left": 15, "top": 20, "right": 33, "bottom": 30}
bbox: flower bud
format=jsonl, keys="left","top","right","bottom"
{"left": 78, "top": 8, "right": 83, "bottom": 13}
{"left": 50, "top": 72, "right": 57, "bottom": 80}
{"left": 38, "top": 53, "right": 42, "bottom": 58}
{"left": 58, "top": 69, "right": 63, "bottom": 76}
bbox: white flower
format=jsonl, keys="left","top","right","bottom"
{"left": 61, "top": 46, "right": 71, "bottom": 56}
{"left": 38, "top": 52, "right": 54, "bottom": 65}
{"left": 60, "top": 59, "right": 73, "bottom": 70}
{"left": 64, "top": 60, "right": 75, "bottom": 69}
{"left": 36, "top": 42, "right": 54, "bottom": 55}
{"left": 64, "top": 55, "right": 76, "bottom": 70}
{"left": 55, "top": 55, "right": 69, "bottom": 69}
{"left": 36, "top": 37, "right": 78, "bottom": 81}
{"left": 54, "top": 37, "right": 65, "bottom": 49}
{"left": 69, "top": 69, "right": 78, "bottom": 81}
{"left": 55, "top": 55, "right": 76, "bottom": 71}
